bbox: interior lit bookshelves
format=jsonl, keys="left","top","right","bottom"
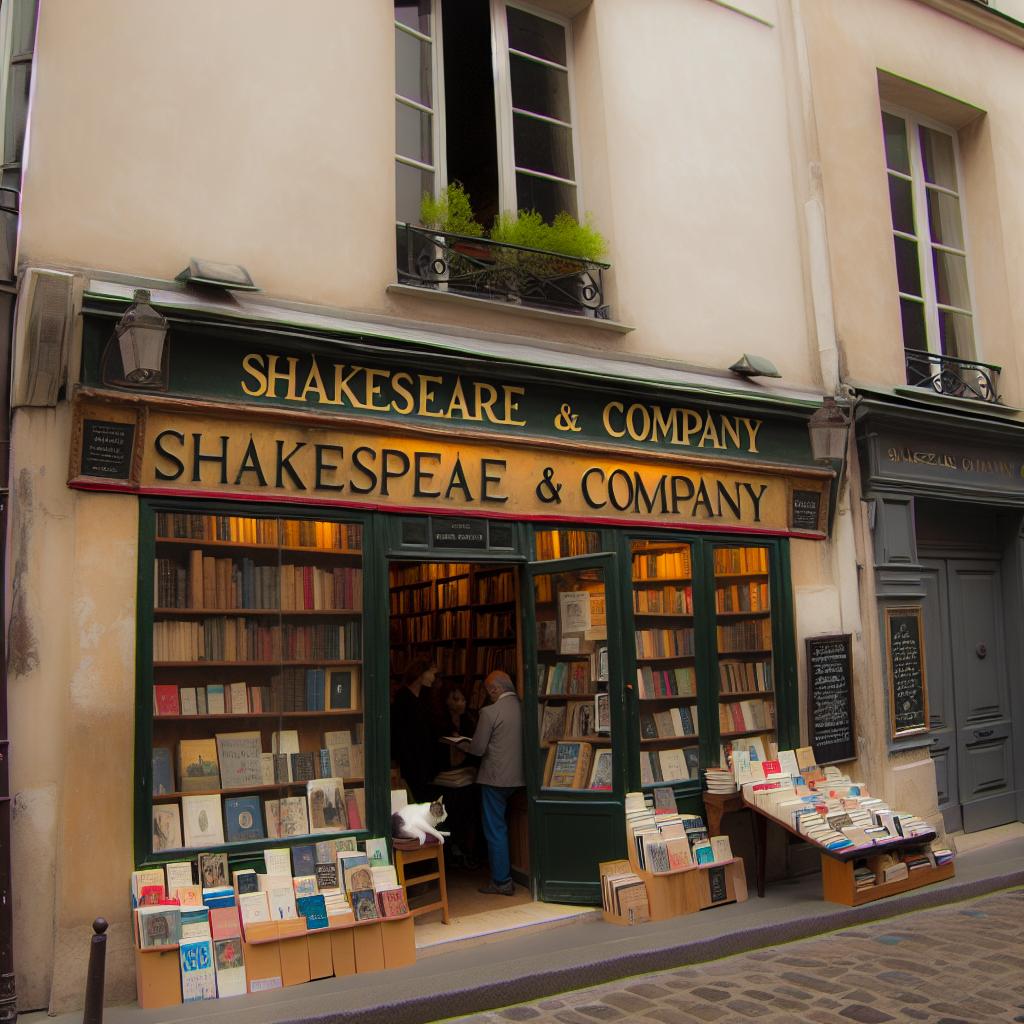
{"left": 711, "top": 544, "right": 777, "bottom": 770}
{"left": 387, "top": 561, "right": 518, "bottom": 710}
{"left": 533, "top": 530, "right": 612, "bottom": 793}
{"left": 631, "top": 541, "right": 701, "bottom": 790}
{"left": 145, "top": 510, "right": 368, "bottom": 862}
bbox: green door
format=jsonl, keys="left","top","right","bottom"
{"left": 524, "top": 553, "right": 628, "bottom": 904}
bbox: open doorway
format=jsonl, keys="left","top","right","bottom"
{"left": 388, "top": 559, "right": 532, "bottom": 921}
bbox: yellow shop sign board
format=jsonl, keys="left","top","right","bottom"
{"left": 69, "top": 400, "right": 830, "bottom": 536}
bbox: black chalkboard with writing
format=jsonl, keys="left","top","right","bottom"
{"left": 805, "top": 633, "right": 855, "bottom": 764}
{"left": 81, "top": 419, "right": 135, "bottom": 479}
{"left": 791, "top": 490, "right": 822, "bottom": 532}
{"left": 885, "top": 607, "right": 928, "bottom": 738}
{"left": 708, "top": 866, "right": 727, "bottom": 904}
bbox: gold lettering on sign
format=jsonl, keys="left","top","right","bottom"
{"left": 240, "top": 354, "right": 527, "bottom": 426}
{"left": 600, "top": 401, "right": 762, "bottom": 454}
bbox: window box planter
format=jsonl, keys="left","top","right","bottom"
{"left": 398, "top": 224, "right": 610, "bottom": 319}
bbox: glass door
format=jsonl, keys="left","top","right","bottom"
{"left": 524, "top": 553, "right": 626, "bottom": 904}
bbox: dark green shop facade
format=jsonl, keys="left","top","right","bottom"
{"left": 73, "top": 299, "right": 832, "bottom": 904}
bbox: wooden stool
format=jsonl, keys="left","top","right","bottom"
{"left": 393, "top": 838, "right": 450, "bottom": 925}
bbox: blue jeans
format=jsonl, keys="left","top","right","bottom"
{"left": 480, "top": 784, "right": 517, "bottom": 886}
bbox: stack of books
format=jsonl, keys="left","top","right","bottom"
{"left": 625, "top": 792, "right": 726, "bottom": 873}
{"left": 599, "top": 859, "right": 650, "bottom": 924}
{"left": 704, "top": 768, "right": 738, "bottom": 794}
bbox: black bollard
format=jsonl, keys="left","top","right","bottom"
{"left": 82, "top": 918, "right": 108, "bottom": 1024}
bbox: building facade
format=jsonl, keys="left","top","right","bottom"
{"left": 4, "top": 0, "right": 1020, "bottom": 1014}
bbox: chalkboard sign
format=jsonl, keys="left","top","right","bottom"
{"left": 885, "top": 606, "right": 928, "bottom": 739}
{"left": 791, "top": 490, "right": 822, "bottom": 532}
{"left": 81, "top": 419, "right": 136, "bottom": 479}
{"left": 431, "top": 517, "right": 487, "bottom": 549}
{"left": 708, "top": 866, "right": 728, "bottom": 904}
{"left": 805, "top": 633, "right": 855, "bottom": 764}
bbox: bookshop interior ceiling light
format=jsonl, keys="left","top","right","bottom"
{"left": 808, "top": 396, "right": 851, "bottom": 463}
{"left": 728, "top": 353, "right": 781, "bottom": 379}
{"left": 102, "top": 288, "right": 170, "bottom": 390}
{"left": 176, "top": 257, "right": 259, "bottom": 291}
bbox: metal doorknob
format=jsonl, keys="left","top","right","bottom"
{"left": 976, "top": 643, "right": 987, "bottom": 659}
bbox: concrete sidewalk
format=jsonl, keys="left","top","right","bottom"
{"left": 24, "top": 835, "right": 1024, "bottom": 1024}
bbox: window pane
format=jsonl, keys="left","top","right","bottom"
{"left": 932, "top": 248, "right": 971, "bottom": 310}
{"left": 510, "top": 54, "right": 571, "bottom": 123}
{"left": 395, "top": 27, "right": 432, "bottom": 107}
{"left": 938, "top": 309, "right": 974, "bottom": 359}
{"left": 513, "top": 114, "right": 574, "bottom": 182}
{"left": 3, "top": 63, "right": 30, "bottom": 165}
{"left": 887, "top": 173, "right": 915, "bottom": 235}
{"left": 394, "top": 0, "right": 431, "bottom": 35}
{"left": 882, "top": 112, "right": 910, "bottom": 175}
{"left": 919, "top": 126, "right": 957, "bottom": 190}
{"left": 515, "top": 172, "right": 577, "bottom": 222}
{"left": 893, "top": 235, "right": 922, "bottom": 297}
{"left": 900, "top": 297, "right": 928, "bottom": 352}
{"left": 507, "top": 7, "right": 567, "bottom": 65}
{"left": 926, "top": 189, "right": 964, "bottom": 250}
{"left": 396, "top": 161, "right": 434, "bottom": 224}
{"left": 396, "top": 101, "right": 432, "bottom": 164}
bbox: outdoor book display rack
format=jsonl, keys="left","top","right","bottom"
{"left": 743, "top": 797, "right": 955, "bottom": 906}
{"left": 133, "top": 911, "right": 415, "bottom": 1009}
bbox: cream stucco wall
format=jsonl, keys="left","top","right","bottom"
{"left": 9, "top": 405, "right": 139, "bottom": 1012}
{"left": 17, "top": 0, "right": 820, "bottom": 386}
{"left": 798, "top": 0, "right": 1024, "bottom": 406}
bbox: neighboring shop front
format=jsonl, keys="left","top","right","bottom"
{"left": 26, "top": 286, "right": 836, "bottom": 1002}
{"left": 856, "top": 395, "right": 1024, "bottom": 834}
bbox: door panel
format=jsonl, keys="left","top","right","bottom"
{"left": 920, "top": 558, "right": 961, "bottom": 832}
{"left": 948, "top": 559, "right": 1016, "bottom": 831}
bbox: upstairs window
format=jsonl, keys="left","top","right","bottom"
{"left": 395, "top": 0, "right": 579, "bottom": 232}
{"left": 881, "top": 108, "right": 976, "bottom": 361}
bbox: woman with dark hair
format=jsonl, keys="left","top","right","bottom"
{"left": 390, "top": 656, "right": 438, "bottom": 802}
{"left": 432, "top": 684, "right": 480, "bottom": 869}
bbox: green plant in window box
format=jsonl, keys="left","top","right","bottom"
{"left": 420, "top": 182, "right": 485, "bottom": 240}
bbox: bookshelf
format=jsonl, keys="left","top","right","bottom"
{"left": 630, "top": 541, "right": 700, "bottom": 789}
{"left": 533, "top": 563, "right": 612, "bottom": 792}
{"left": 388, "top": 561, "right": 518, "bottom": 711}
{"left": 712, "top": 544, "right": 777, "bottom": 768}
{"left": 149, "top": 512, "right": 367, "bottom": 857}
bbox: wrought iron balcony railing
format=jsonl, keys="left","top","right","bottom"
{"left": 904, "top": 349, "right": 1001, "bottom": 404}
{"left": 398, "top": 224, "right": 610, "bottom": 319}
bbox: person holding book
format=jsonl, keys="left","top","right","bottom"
{"left": 452, "top": 670, "right": 524, "bottom": 896}
{"left": 432, "top": 684, "right": 481, "bottom": 869}
{"left": 391, "top": 657, "right": 438, "bottom": 802}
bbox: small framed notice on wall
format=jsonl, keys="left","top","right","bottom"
{"left": 884, "top": 606, "right": 928, "bottom": 739}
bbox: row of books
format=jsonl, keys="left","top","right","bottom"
{"left": 719, "top": 733, "right": 775, "bottom": 768}
{"left": 716, "top": 618, "right": 771, "bottom": 652}
{"left": 156, "top": 512, "right": 361, "bottom": 551}
{"left": 132, "top": 833, "right": 402, "bottom": 1001}
{"left": 154, "top": 668, "right": 360, "bottom": 717}
{"left": 540, "top": 660, "right": 593, "bottom": 695}
{"left": 640, "top": 705, "right": 699, "bottom": 740}
{"left": 715, "top": 580, "right": 769, "bottom": 613}
{"left": 639, "top": 747, "right": 699, "bottom": 786}
{"left": 634, "top": 628, "right": 695, "bottom": 658}
{"left": 390, "top": 611, "right": 434, "bottom": 644}
{"left": 632, "top": 547, "right": 692, "bottom": 580}
{"left": 635, "top": 665, "right": 697, "bottom": 699}
{"left": 155, "top": 555, "right": 364, "bottom": 612}
{"left": 152, "top": 781, "right": 366, "bottom": 852}
{"left": 632, "top": 585, "right": 693, "bottom": 615}
{"left": 437, "top": 577, "right": 471, "bottom": 607}
{"left": 539, "top": 696, "right": 609, "bottom": 743}
{"left": 626, "top": 791, "right": 720, "bottom": 872}
{"left": 390, "top": 587, "right": 434, "bottom": 614}
{"left": 719, "top": 659, "right": 772, "bottom": 693}
{"left": 162, "top": 729, "right": 364, "bottom": 792}
{"left": 392, "top": 562, "right": 469, "bottom": 586}
{"left": 153, "top": 620, "right": 362, "bottom": 663}
{"left": 718, "top": 698, "right": 774, "bottom": 734}
{"left": 542, "top": 740, "right": 612, "bottom": 790}
{"left": 713, "top": 546, "right": 768, "bottom": 574}
{"left": 477, "top": 571, "right": 515, "bottom": 603}
{"left": 600, "top": 862, "right": 649, "bottom": 923}
{"left": 475, "top": 611, "right": 515, "bottom": 638}
{"left": 535, "top": 529, "right": 599, "bottom": 560}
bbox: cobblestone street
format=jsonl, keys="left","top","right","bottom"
{"left": 452, "top": 888, "right": 1024, "bottom": 1024}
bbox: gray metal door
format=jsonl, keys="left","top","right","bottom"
{"left": 947, "top": 559, "right": 1017, "bottom": 832}
{"left": 921, "top": 559, "right": 960, "bottom": 832}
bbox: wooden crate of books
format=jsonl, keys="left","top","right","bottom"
{"left": 599, "top": 859, "right": 650, "bottom": 926}
{"left": 821, "top": 851, "right": 955, "bottom": 906}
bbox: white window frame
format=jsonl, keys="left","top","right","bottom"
{"left": 490, "top": 0, "right": 583, "bottom": 219}
{"left": 882, "top": 103, "right": 981, "bottom": 362}
{"left": 394, "top": 0, "right": 446, "bottom": 222}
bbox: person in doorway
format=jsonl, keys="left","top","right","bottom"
{"left": 431, "top": 684, "right": 481, "bottom": 869}
{"left": 390, "top": 657, "right": 438, "bottom": 803}
{"left": 453, "top": 670, "right": 524, "bottom": 895}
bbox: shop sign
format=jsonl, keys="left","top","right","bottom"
{"left": 69, "top": 400, "right": 830, "bottom": 537}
